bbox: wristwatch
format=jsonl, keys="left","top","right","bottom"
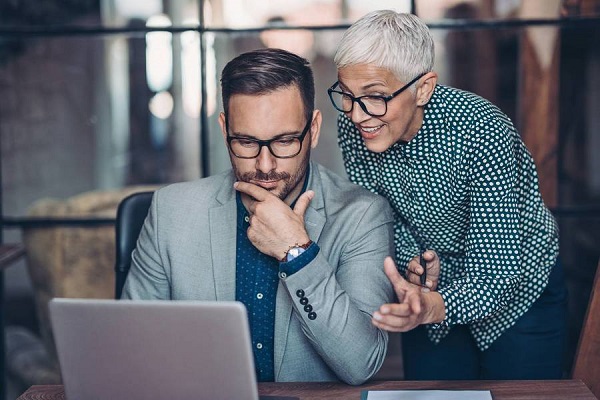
{"left": 281, "top": 240, "right": 313, "bottom": 262}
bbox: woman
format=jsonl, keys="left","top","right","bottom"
{"left": 329, "top": 10, "right": 566, "bottom": 380}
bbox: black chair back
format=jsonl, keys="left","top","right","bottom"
{"left": 114, "top": 191, "right": 154, "bottom": 299}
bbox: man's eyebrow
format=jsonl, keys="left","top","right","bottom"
{"left": 228, "top": 130, "right": 303, "bottom": 139}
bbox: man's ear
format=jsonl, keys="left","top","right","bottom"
{"left": 218, "top": 112, "right": 228, "bottom": 143}
{"left": 309, "top": 109, "right": 322, "bottom": 149}
{"left": 416, "top": 72, "right": 438, "bottom": 107}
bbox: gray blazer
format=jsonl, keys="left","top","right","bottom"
{"left": 122, "top": 161, "right": 395, "bottom": 385}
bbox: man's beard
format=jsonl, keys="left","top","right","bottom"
{"left": 232, "top": 150, "right": 310, "bottom": 202}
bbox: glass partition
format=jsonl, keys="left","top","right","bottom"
{"left": 0, "top": 32, "right": 201, "bottom": 217}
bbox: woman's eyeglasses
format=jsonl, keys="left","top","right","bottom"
{"left": 327, "top": 73, "right": 425, "bottom": 117}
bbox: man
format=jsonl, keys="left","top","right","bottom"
{"left": 122, "top": 48, "right": 397, "bottom": 384}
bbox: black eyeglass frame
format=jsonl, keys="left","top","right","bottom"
{"left": 225, "top": 117, "right": 312, "bottom": 159}
{"left": 327, "top": 73, "right": 426, "bottom": 117}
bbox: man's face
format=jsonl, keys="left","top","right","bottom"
{"left": 219, "top": 85, "right": 320, "bottom": 205}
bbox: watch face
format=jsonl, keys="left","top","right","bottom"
{"left": 289, "top": 248, "right": 302, "bottom": 257}
{"left": 286, "top": 247, "right": 306, "bottom": 262}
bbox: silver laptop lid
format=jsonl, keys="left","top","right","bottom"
{"left": 49, "top": 298, "right": 258, "bottom": 400}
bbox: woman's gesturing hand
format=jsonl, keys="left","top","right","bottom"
{"left": 372, "top": 257, "right": 446, "bottom": 332}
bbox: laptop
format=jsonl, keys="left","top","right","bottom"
{"left": 49, "top": 298, "right": 261, "bottom": 400}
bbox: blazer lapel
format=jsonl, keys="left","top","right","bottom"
{"left": 303, "top": 161, "right": 326, "bottom": 241}
{"left": 274, "top": 162, "right": 326, "bottom": 379}
{"left": 209, "top": 173, "right": 237, "bottom": 301}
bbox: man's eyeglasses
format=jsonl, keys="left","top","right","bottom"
{"left": 327, "top": 73, "right": 425, "bottom": 117}
{"left": 226, "top": 118, "right": 312, "bottom": 159}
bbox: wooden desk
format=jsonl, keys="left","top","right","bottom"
{"left": 17, "top": 380, "right": 598, "bottom": 400}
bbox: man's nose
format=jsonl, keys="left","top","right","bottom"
{"left": 255, "top": 145, "right": 276, "bottom": 173}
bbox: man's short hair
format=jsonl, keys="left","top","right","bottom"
{"left": 220, "top": 48, "right": 315, "bottom": 123}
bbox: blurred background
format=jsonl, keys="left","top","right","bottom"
{"left": 0, "top": 0, "right": 599, "bottom": 399}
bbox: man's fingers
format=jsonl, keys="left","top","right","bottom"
{"left": 293, "top": 190, "right": 314, "bottom": 218}
{"left": 234, "top": 181, "right": 271, "bottom": 203}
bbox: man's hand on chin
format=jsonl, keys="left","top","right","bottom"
{"left": 234, "top": 181, "right": 314, "bottom": 260}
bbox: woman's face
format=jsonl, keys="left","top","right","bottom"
{"left": 337, "top": 64, "right": 424, "bottom": 153}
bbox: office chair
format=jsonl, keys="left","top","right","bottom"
{"left": 572, "top": 258, "right": 600, "bottom": 398}
{"left": 114, "top": 191, "right": 154, "bottom": 299}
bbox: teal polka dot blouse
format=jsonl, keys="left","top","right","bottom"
{"left": 337, "top": 84, "right": 559, "bottom": 350}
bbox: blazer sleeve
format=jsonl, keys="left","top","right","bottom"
{"left": 279, "top": 196, "right": 395, "bottom": 385}
{"left": 121, "top": 191, "right": 171, "bottom": 300}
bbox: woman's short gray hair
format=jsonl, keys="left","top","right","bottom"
{"left": 334, "top": 10, "right": 434, "bottom": 85}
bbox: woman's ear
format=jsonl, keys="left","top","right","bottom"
{"left": 416, "top": 72, "right": 438, "bottom": 106}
